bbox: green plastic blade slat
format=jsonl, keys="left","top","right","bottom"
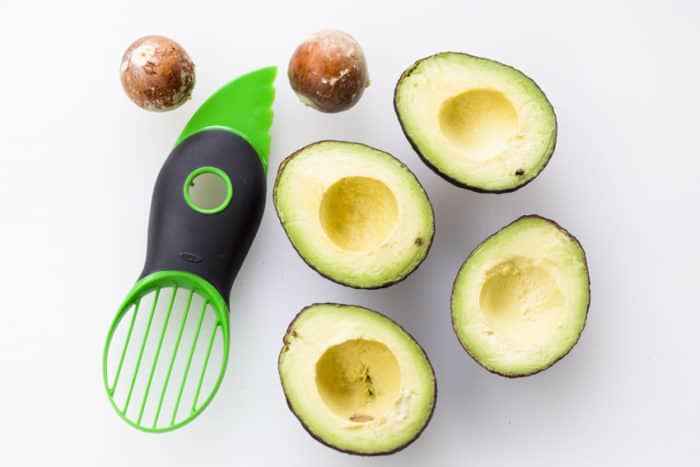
{"left": 104, "top": 270, "right": 231, "bottom": 432}
{"left": 137, "top": 287, "right": 178, "bottom": 424}
{"left": 123, "top": 288, "right": 160, "bottom": 414}
{"left": 153, "top": 289, "right": 194, "bottom": 428}
{"left": 171, "top": 300, "right": 208, "bottom": 425}
{"left": 192, "top": 323, "right": 220, "bottom": 412}
{"left": 109, "top": 298, "right": 140, "bottom": 395}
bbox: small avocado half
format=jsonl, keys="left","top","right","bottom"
{"left": 451, "top": 215, "right": 589, "bottom": 376}
{"left": 274, "top": 141, "right": 434, "bottom": 288}
{"left": 395, "top": 52, "right": 557, "bottom": 192}
{"left": 279, "top": 303, "right": 436, "bottom": 455}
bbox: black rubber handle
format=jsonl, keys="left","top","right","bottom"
{"left": 140, "top": 129, "right": 266, "bottom": 303}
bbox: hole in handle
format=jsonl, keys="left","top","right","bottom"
{"left": 183, "top": 167, "right": 233, "bottom": 214}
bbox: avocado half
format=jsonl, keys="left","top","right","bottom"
{"left": 273, "top": 141, "right": 434, "bottom": 288}
{"left": 395, "top": 52, "right": 557, "bottom": 193}
{"left": 279, "top": 303, "right": 436, "bottom": 455}
{"left": 451, "top": 215, "right": 589, "bottom": 376}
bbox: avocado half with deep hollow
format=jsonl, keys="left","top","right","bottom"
{"left": 274, "top": 141, "right": 434, "bottom": 288}
{"left": 279, "top": 303, "right": 436, "bottom": 455}
{"left": 395, "top": 52, "right": 557, "bottom": 192}
{"left": 451, "top": 216, "right": 590, "bottom": 376}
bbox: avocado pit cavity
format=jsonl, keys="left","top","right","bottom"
{"left": 439, "top": 89, "right": 518, "bottom": 161}
{"left": 319, "top": 176, "right": 399, "bottom": 252}
{"left": 315, "top": 338, "right": 400, "bottom": 422}
{"left": 479, "top": 257, "right": 565, "bottom": 346}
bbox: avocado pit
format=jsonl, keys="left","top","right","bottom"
{"left": 119, "top": 35, "right": 195, "bottom": 112}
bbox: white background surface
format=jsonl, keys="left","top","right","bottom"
{"left": 1, "top": 0, "right": 699, "bottom": 465}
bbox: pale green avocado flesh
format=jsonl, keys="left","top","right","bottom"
{"left": 279, "top": 304, "right": 436, "bottom": 455}
{"left": 274, "top": 141, "right": 434, "bottom": 288}
{"left": 395, "top": 52, "right": 557, "bottom": 192}
{"left": 451, "top": 216, "right": 589, "bottom": 376}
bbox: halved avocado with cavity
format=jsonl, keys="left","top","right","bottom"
{"left": 279, "top": 303, "right": 436, "bottom": 455}
{"left": 274, "top": 141, "right": 434, "bottom": 288}
{"left": 395, "top": 52, "right": 557, "bottom": 192}
{"left": 451, "top": 215, "right": 589, "bottom": 376}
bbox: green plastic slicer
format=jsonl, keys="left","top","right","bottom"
{"left": 103, "top": 67, "right": 276, "bottom": 432}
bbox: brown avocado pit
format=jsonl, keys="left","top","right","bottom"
{"left": 288, "top": 29, "right": 369, "bottom": 113}
{"left": 120, "top": 35, "right": 195, "bottom": 112}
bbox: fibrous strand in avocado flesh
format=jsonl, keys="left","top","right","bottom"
{"left": 362, "top": 368, "right": 376, "bottom": 399}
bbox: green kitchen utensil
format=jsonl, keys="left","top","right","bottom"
{"left": 103, "top": 67, "right": 276, "bottom": 432}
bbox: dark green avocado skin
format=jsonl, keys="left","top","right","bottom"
{"left": 273, "top": 141, "right": 436, "bottom": 289}
{"left": 393, "top": 52, "right": 558, "bottom": 194}
{"left": 450, "top": 215, "right": 591, "bottom": 377}
{"left": 278, "top": 303, "right": 438, "bottom": 456}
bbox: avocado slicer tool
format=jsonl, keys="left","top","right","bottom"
{"left": 103, "top": 67, "right": 276, "bottom": 432}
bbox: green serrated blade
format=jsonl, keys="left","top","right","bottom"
{"left": 176, "top": 66, "right": 276, "bottom": 172}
